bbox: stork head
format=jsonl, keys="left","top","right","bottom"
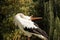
{"left": 16, "top": 13, "right": 25, "bottom": 18}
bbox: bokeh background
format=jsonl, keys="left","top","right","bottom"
{"left": 0, "top": 0, "right": 60, "bottom": 40}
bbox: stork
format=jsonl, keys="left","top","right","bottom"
{"left": 14, "top": 13, "right": 48, "bottom": 40}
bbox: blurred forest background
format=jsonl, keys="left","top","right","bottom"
{"left": 0, "top": 0, "right": 60, "bottom": 40}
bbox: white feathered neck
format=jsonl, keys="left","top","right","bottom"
{"left": 14, "top": 13, "right": 38, "bottom": 29}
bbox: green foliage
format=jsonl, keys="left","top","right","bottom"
{"left": 44, "top": 0, "right": 60, "bottom": 40}
{"left": 48, "top": 0, "right": 60, "bottom": 40}
{"left": 0, "top": 0, "right": 43, "bottom": 40}
{"left": 53, "top": 16, "right": 60, "bottom": 40}
{"left": 48, "top": 0, "right": 55, "bottom": 40}
{"left": 0, "top": 0, "right": 21, "bottom": 40}
{"left": 1, "top": 0, "right": 60, "bottom": 40}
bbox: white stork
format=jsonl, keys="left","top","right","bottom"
{"left": 14, "top": 13, "right": 48, "bottom": 40}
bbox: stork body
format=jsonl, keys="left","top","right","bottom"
{"left": 14, "top": 13, "right": 48, "bottom": 40}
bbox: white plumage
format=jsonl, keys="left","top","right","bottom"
{"left": 14, "top": 13, "right": 48, "bottom": 40}
{"left": 14, "top": 13, "right": 38, "bottom": 29}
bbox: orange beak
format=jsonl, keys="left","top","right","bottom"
{"left": 31, "top": 17, "right": 42, "bottom": 20}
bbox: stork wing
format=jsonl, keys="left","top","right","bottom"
{"left": 14, "top": 14, "right": 48, "bottom": 40}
